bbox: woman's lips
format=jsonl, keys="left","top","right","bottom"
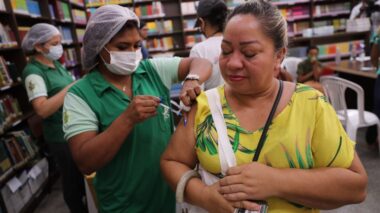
{"left": 228, "top": 75, "right": 246, "bottom": 82}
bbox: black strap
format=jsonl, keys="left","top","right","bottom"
{"left": 252, "top": 80, "right": 283, "bottom": 162}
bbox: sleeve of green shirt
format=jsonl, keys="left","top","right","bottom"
{"left": 148, "top": 57, "right": 181, "bottom": 89}
{"left": 24, "top": 74, "right": 48, "bottom": 101}
{"left": 63, "top": 92, "right": 98, "bottom": 141}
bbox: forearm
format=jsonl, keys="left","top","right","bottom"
{"left": 275, "top": 167, "right": 367, "bottom": 209}
{"left": 33, "top": 87, "right": 69, "bottom": 118}
{"left": 298, "top": 71, "right": 314, "bottom": 83}
{"left": 72, "top": 112, "right": 134, "bottom": 174}
{"left": 161, "top": 159, "right": 207, "bottom": 208}
{"left": 371, "top": 44, "right": 379, "bottom": 68}
{"left": 179, "top": 58, "right": 212, "bottom": 83}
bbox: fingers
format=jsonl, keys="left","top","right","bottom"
{"left": 226, "top": 166, "right": 243, "bottom": 176}
{"left": 219, "top": 184, "right": 246, "bottom": 198}
{"left": 232, "top": 201, "right": 261, "bottom": 211}
{"left": 179, "top": 92, "right": 192, "bottom": 106}
{"left": 224, "top": 192, "right": 249, "bottom": 202}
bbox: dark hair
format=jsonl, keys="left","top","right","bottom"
{"left": 139, "top": 20, "right": 146, "bottom": 29}
{"left": 226, "top": 0, "right": 287, "bottom": 52}
{"left": 307, "top": 45, "right": 319, "bottom": 53}
{"left": 202, "top": 4, "right": 228, "bottom": 32}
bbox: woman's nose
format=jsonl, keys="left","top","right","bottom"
{"left": 226, "top": 52, "right": 244, "bottom": 71}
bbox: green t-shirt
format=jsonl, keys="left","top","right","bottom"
{"left": 296, "top": 59, "right": 322, "bottom": 82}
{"left": 63, "top": 58, "right": 181, "bottom": 212}
{"left": 22, "top": 58, "right": 74, "bottom": 143}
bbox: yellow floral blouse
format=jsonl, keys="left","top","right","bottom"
{"left": 194, "top": 84, "right": 355, "bottom": 213}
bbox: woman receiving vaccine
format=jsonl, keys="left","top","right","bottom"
{"left": 21, "top": 23, "right": 86, "bottom": 212}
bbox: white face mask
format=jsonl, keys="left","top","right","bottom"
{"left": 43, "top": 44, "right": 63, "bottom": 61}
{"left": 102, "top": 48, "right": 142, "bottom": 76}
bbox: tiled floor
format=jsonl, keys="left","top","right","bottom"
{"left": 34, "top": 129, "right": 380, "bottom": 213}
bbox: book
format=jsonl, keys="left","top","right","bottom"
{"left": 0, "top": 141, "right": 12, "bottom": 175}
{"left": 11, "top": 0, "right": 29, "bottom": 15}
{"left": 26, "top": 0, "right": 41, "bottom": 17}
{"left": 4, "top": 138, "right": 23, "bottom": 164}
{"left": 48, "top": 4, "right": 56, "bottom": 19}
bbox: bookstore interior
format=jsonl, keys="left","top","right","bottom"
{"left": 0, "top": 0, "right": 378, "bottom": 212}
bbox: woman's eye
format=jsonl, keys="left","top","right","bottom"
{"left": 221, "top": 50, "right": 232, "bottom": 55}
{"left": 244, "top": 52, "right": 256, "bottom": 58}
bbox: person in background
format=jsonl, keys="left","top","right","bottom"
{"left": 367, "top": 26, "right": 380, "bottom": 149}
{"left": 62, "top": 5, "right": 212, "bottom": 212}
{"left": 139, "top": 21, "right": 150, "bottom": 59}
{"left": 161, "top": 1, "right": 367, "bottom": 212}
{"left": 297, "top": 46, "right": 324, "bottom": 93}
{"left": 21, "top": 23, "right": 86, "bottom": 213}
{"left": 190, "top": 0, "right": 228, "bottom": 90}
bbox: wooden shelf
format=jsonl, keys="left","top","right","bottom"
{"left": 140, "top": 15, "right": 181, "bottom": 21}
{"left": 14, "top": 13, "right": 50, "bottom": 22}
{"left": 272, "top": 0, "right": 309, "bottom": 7}
{"left": 0, "top": 82, "right": 22, "bottom": 92}
{"left": 147, "top": 31, "right": 183, "bottom": 38}
{"left": 313, "top": 11, "right": 350, "bottom": 19}
{"left": 0, "top": 46, "right": 21, "bottom": 52}
{"left": 0, "top": 10, "right": 10, "bottom": 16}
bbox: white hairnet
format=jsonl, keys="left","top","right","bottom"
{"left": 21, "top": 23, "right": 60, "bottom": 53}
{"left": 82, "top": 5, "right": 140, "bottom": 70}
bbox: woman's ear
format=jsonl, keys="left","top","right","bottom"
{"left": 34, "top": 43, "right": 44, "bottom": 53}
{"left": 275, "top": 48, "right": 287, "bottom": 67}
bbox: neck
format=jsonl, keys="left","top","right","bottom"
{"left": 98, "top": 62, "right": 132, "bottom": 88}
{"left": 35, "top": 54, "right": 55, "bottom": 68}
{"left": 205, "top": 26, "right": 221, "bottom": 38}
{"left": 225, "top": 79, "right": 279, "bottom": 107}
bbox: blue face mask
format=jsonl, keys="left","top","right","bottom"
{"left": 43, "top": 44, "right": 63, "bottom": 61}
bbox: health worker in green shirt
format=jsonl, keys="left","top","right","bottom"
{"left": 62, "top": 5, "right": 212, "bottom": 213}
{"left": 21, "top": 23, "right": 87, "bottom": 213}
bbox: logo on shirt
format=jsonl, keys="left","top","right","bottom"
{"left": 63, "top": 110, "right": 69, "bottom": 124}
{"left": 28, "top": 81, "right": 35, "bottom": 92}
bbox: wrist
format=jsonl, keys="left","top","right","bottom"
{"left": 184, "top": 74, "right": 200, "bottom": 82}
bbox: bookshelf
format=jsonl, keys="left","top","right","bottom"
{"left": 85, "top": 0, "right": 367, "bottom": 59}
{"left": 0, "top": 0, "right": 87, "bottom": 212}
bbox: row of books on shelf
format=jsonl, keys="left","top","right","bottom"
{"left": 181, "top": 2, "right": 197, "bottom": 16}
{"left": 86, "top": 0, "right": 132, "bottom": 7}
{"left": 72, "top": 9, "right": 87, "bottom": 25}
{"left": 185, "top": 34, "right": 205, "bottom": 48}
{"left": 288, "top": 40, "right": 364, "bottom": 59}
{"left": 313, "top": 2, "right": 351, "bottom": 17}
{"left": 10, "top": 0, "right": 41, "bottom": 17}
{"left": 70, "top": 0, "right": 85, "bottom": 7}
{"left": 0, "top": 23, "right": 17, "bottom": 49}
{"left": 146, "top": 20, "right": 173, "bottom": 35}
{"left": 147, "top": 37, "right": 175, "bottom": 52}
{"left": 183, "top": 19, "right": 197, "bottom": 31}
{"left": 134, "top": 2, "right": 164, "bottom": 18}
{"left": 59, "top": 26, "right": 74, "bottom": 44}
{"left": 60, "top": 48, "right": 79, "bottom": 68}
{"left": 0, "top": 130, "right": 37, "bottom": 175}
{"left": 0, "top": 95, "right": 22, "bottom": 135}
{"left": 76, "top": 28, "right": 85, "bottom": 43}
{"left": 51, "top": 1, "right": 72, "bottom": 22}
{"left": 279, "top": 2, "right": 351, "bottom": 20}
{"left": 287, "top": 18, "right": 346, "bottom": 37}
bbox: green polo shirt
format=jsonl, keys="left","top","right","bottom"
{"left": 22, "top": 58, "right": 74, "bottom": 143}
{"left": 63, "top": 58, "right": 181, "bottom": 213}
{"left": 296, "top": 59, "right": 322, "bottom": 82}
